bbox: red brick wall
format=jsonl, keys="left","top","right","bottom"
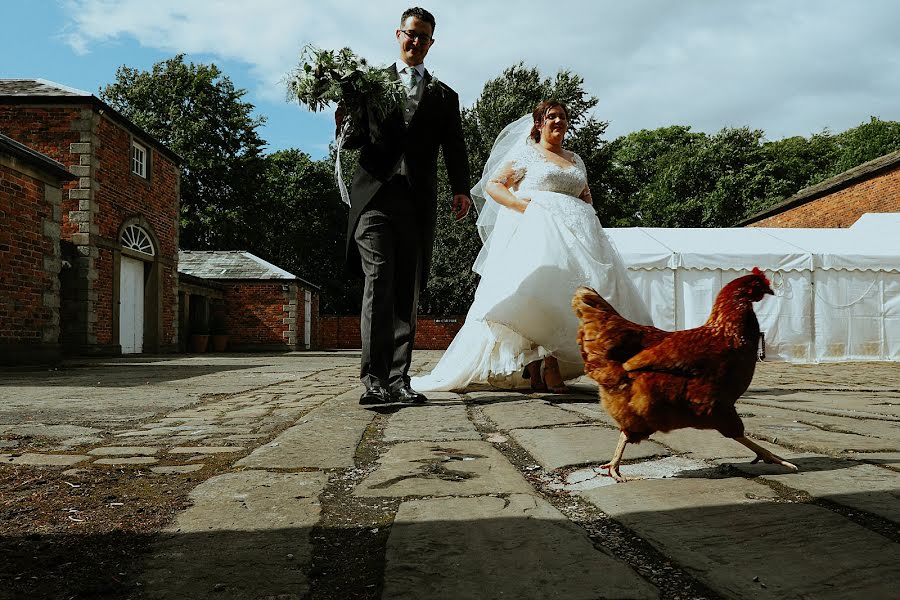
{"left": 0, "top": 162, "right": 58, "bottom": 351}
{"left": 318, "top": 315, "right": 464, "bottom": 350}
{"left": 0, "top": 105, "right": 81, "bottom": 235}
{"left": 93, "top": 115, "right": 180, "bottom": 346}
{"left": 1, "top": 103, "right": 181, "bottom": 352}
{"left": 750, "top": 165, "right": 900, "bottom": 228}
{"left": 224, "top": 282, "right": 292, "bottom": 349}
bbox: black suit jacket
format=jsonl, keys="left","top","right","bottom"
{"left": 342, "top": 66, "right": 470, "bottom": 285}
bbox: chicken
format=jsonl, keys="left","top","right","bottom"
{"left": 572, "top": 267, "right": 798, "bottom": 482}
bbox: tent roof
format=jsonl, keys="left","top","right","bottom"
{"left": 606, "top": 213, "right": 900, "bottom": 272}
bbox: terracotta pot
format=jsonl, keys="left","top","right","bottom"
{"left": 190, "top": 334, "right": 209, "bottom": 353}
{"left": 211, "top": 334, "right": 229, "bottom": 352}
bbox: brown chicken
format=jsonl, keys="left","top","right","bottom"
{"left": 572, "top": 268, "right": 798, "bottom": 482}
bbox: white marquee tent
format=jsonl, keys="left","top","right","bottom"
{"left": 606, "top": 213, "right": 900, "bottom": 362}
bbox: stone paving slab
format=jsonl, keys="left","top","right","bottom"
{"left": 481, "top": 399, "right": 585, "bottom": 431}
{"left": 383, "top": 404, "right": 480, "bottom": 442}
{"left": 727, "top": 457, "right": 900, "bottom": 523}
{"left": 87, "top": 446, "right": 159, "bottom": 456}
{"left": 383, "top": 494, "right": 658, "bottom": 600}
{"left": 93, "top": 456, "right": 159, "bottom": 465}
{"left": 510, "top": 426, "right": 668, "bottom": 471}
{"left": 0, "top": 423, "right": 102, "bottom": 438}
{"left": 237, "top": 389, "right": 374, "bottom": 469}
{"left": 847, "top": 451, "right": 900, "bottom": 469}
{"left": 140, "top": 470, "right": 327, "bottom": 599}
{"left": 551, "top": 456, "right": 714, "bottom": 491}
{"left": 742, "top": 403, "right": 900, "bottom": 441}
{"left": 650, "top": 428, "right": 799, "bottom": 462}
{"left": 168, "top": 446, "right": 244, "bottom": 454}
{"left": 355, "top": 441, "right": 533, "bottom": 497}
{"left": 742, "top": 390, "right": 900, "bottom": 420}
{"left": 151, "top": 464, "right": 204, "bottom": 474}
{"left": 0, "top": 452, "right": 89, "bottom": 466}
{"left": 580, "top": 477, "right": 900, "bottom": 599}
{"left": 555, "top": 401, "right": 619, "bottom": 426}
{"left": 742, "top": 414, "right": 898, "bottom": 453}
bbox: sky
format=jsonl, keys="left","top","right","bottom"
{"left": 4, "top": 0, "right": 900, "bottom": 159}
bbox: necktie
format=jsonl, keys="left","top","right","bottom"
{"left": 407, "top": 68, "right": 420, "bottom": 92}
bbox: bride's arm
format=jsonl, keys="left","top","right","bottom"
{"left": 485, "top": 161, "right": 530, "bottom": 213}
{"left": 579, "top": 184, "right": 593, "bottom": 205}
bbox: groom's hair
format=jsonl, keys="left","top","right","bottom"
{"left": 531, "top": 101, "right": 569, "bottom": 142}
{"left": 401, "top": 7, "right": 436, "bottom": 31}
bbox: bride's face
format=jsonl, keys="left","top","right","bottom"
{"left": 540, "top": 106, "right": 568, "bottom": 145}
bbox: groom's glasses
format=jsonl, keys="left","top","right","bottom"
{"left": 399, "top": 29, "right": 432, "bottom": 43}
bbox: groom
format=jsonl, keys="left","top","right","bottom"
{"left": 338, "top": 7, "right": 472, "bottom": 405}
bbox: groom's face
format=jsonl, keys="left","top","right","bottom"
{"left": 396, "top": 16, "right": 434, "bottom": 66}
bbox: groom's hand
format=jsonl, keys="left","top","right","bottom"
{"left": 451, "top": 194, "right": 471, "bottom": 221}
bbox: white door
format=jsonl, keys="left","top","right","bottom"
{"left": 119, "top": 256, "right": 144, "bottom": 353}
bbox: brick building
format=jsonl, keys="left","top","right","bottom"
{"left": 178, "top": 251, "right": 320, "bottom": 351}
{"left": 740, "top": 149, "right": 900, "bottom": 227}
{"left": 0, "top": 133, "right": 76, "bottom": 364}
{"left": 0, "top": 79, "right": 181, "bottom": 356}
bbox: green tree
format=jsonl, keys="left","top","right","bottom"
{"left": 100, "top": 54, "right": 267, "bottom": 249}
{"left": 252, "top": 150, "right": 359, "bottom": 313}
{"left": 831, "top": 116, "right": 900, "bottom": 174}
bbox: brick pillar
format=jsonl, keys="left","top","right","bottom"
{"left": 283, "top": 283, "right": 298, "bottom": 349}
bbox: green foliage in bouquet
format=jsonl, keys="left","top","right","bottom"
{"left": 285, "top": 46, "right": 406, "bottom": 131}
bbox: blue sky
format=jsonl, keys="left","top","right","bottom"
{"left": 4, "top": 1, "right": 900, "bottom": 160}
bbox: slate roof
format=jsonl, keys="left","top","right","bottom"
{"left": 0, "top": 78, "right": 182, "bottom": 164}
{"left": 178, "top": 251, "right": 319, "bottom": 289}
{"left": 0, "top": 78, "right": 92, "bottom": 97}
{"left": 739, "top": 149, "right": 900, "bottom": 226}
{"left": 0, "top": 132, "right": 77, "bottom": 181}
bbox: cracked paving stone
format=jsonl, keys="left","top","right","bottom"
{"left": 355, "top": 441, "right": 533, "bottom": 497}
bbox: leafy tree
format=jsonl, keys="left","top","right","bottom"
{"left": 831, "top": 116, "right": 900, "bottom": 174}
{"left": 252, "top": 149, "right": 359, "bottom": 313}
{"left": 100, "top": 55, "right": 267, "bottom": 249}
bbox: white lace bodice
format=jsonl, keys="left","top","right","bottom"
{"left": 507, "top": 143, "right": 588, "bottom": 197}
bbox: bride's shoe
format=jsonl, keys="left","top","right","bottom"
{"left": 543, "top": 357, "right": 569, "bottom": 394}
{"left": 524, "top": 360, "right": 547, "bottom": 393}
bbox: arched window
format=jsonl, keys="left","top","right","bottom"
{"left": 121, "top": 224, "right": 155, "bottom": 256}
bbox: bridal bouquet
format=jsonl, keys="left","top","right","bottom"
{"left": 285, "top": 45, "right": 406, "bottom": 133}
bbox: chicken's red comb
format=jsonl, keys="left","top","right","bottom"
{"left": 752, "top": 266, "right": 770, "bottom": 285}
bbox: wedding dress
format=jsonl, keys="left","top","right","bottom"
{"left": 411, "top": 118, "right": 652, "bottom": 392}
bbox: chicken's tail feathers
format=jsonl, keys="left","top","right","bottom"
{"left": 572, "top": 286, "right": 619, "bottom": 319}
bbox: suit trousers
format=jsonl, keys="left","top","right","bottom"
{"left": 354, "top": 177, "right": 422, "bottom": 391}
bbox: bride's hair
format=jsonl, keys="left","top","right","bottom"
{"left": 530, "top": 101, "right": 569, "bottom": 142}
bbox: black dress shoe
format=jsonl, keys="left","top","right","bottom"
{"left": 359, "top": 385, "right": 390, "bottom": 405}
{"left": 391, "top": 385, "right": 427, "bottom": 403}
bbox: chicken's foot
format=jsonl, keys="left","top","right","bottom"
{"left": 734, "top": 436, "right": 799, "bottom": 472}
{"left": 602, "top": 431, "right": 629, "bottom": 482}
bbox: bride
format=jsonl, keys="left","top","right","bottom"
{"left": 412, "top": 101, "right": 652, "bottom": 393}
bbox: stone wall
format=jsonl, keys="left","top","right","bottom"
{"left": 0, "top": 154, "right": 63, "bottom": 363}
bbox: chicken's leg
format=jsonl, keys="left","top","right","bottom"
{"left": 733, "top": 436, "right": 799, "bottom": 472}
{"left": 602, "top": 431, "right": 629, "bottom": 482}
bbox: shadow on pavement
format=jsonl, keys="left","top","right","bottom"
{"left": 2, "top": 488, "right": 898, "bottom": 600}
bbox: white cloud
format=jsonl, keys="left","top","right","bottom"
{"left": 60, "top": 0, "right": 900, "bottom": 140}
